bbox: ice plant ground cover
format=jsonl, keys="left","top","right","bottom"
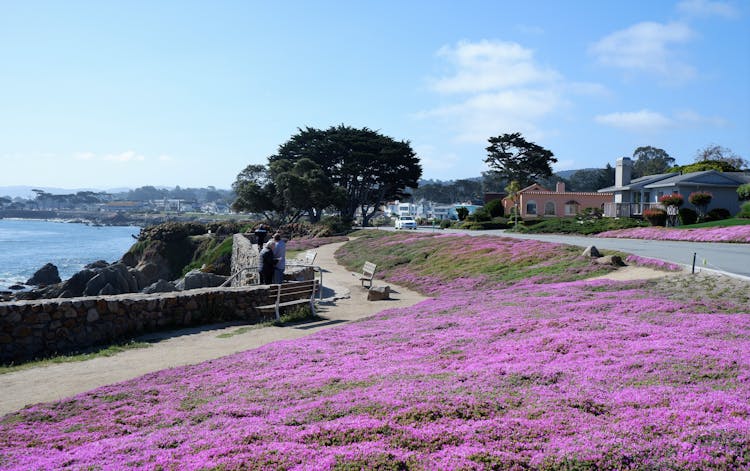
{"left": 597, "top": 225, "right": 750, "bottom": 243}
{"left": 1, "top": 233, "right": 749, "bottom": 470}
{"left": 285, "top": 236, "right": 350, "bottom": 252}
{"left": 624, "top": 254, "right": 683, "bottom": 272}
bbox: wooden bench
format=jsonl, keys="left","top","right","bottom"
{"left": 356, "top": 261, "right": 377, "bottom": 288}
{"left": 256, "top": 279, "right": 320, "bottom": 321}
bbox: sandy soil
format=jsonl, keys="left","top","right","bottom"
{"left": 0, "top": 243, "right": 675, "bottom": 417}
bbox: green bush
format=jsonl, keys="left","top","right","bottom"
{"left": 466, "top": 207, "right": 491, "bottom": 222}
{"left": 678, "top": 207, "right": 698, "bottom": 225}
{"left": 643, "top": 208, "right": 667, "bottom": 226}
{"left": 439, "top": 219, "right": 452, "bottom": 229}
{"left": 484, "top": 199, "right": 504, "bottom": 218}
{"left": 738, "top": 183, "right": 750, "bottom": 201}
{"left": 706, "top": 208, "right": 731, "bottom": 221}
{"left": 516, "top": 217, "right": 646, "bottom": 235}
{"left": 738, "top": 202, "right": 750, "bottom": 219}
{"left": 460, "top": 219, "right": 509, "bottom": 230}
{"left": 456, "top": 207, "right": 469, "bottom": 221}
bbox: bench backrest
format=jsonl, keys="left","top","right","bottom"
{"left": 303, "top": 251, "right": 317, "bottom": 265}
{"left": 270, "top": 279, "right": 319, "bottom": 303}
{"left": 362, "top": 261, "right": 377, "bottom": 279}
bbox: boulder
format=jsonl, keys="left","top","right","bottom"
{"left": 26, "top": 263, "right": 61, "bottom": 286}
{"left": 367, "top": 285, "right": 391, "bottom": 301}
{"left": 581, "top": 246, "right": 602, "bottom": 258}
{"left": 8, "top": 284, "right": 25, "bottom": 291}
{"left": 142, "top": 279, "right": 178, "bottom": 294}
{"left": 175, "top": 270, "right": 228, "bottom": 290}
{"left": 594, "top": 255, "right": 625, "bottom": 266}
{"left": 99, "top": 283, "right": 117, "bottom": 296}
{"left": 84, "top": 260, "right": 109, "bottom": 270}
{"left": 59, "top": 269, "right": 97, "bottom": 298}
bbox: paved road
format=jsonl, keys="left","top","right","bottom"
{"left": 386, "top": 227, "right": 750, "bottom": 280}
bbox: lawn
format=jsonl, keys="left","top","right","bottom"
{"left": 1, "top": 233, "right": 748, "bottom": 470}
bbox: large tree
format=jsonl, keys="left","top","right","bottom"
{"left": 485, "top": 132, "right": 557, "bottom": 188}
{"left": 568, "top": 165, "right": 615, "bottom": 192}
{"left": 231, "top": 159, "right": 341, "bottom": 225}
{"left": 694, "top": 144, "right": 747, "bottom": 170}
{"left": 268, "top": 125, "right": 422, "bottom": 225}
{"left": 631, "top": 146, "right": 675, "bottom": 178}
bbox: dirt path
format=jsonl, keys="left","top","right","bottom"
{"left": 0, "top": 241, "right": 428, "bottom": 416}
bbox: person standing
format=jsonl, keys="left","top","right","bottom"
{"left": 254, "top": 224, "right": 268, "bottom": 251}
{"left": 272, "top": 232, "right": 286, "bottom": 284}
{"left": 258, "top": 240, "right": 276, "bottom": 284}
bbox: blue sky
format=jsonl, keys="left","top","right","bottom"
{"left": 1, "top": 0, "right": 748, "bottom": 191}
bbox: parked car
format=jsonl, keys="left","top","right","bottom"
{"left": 395, "top": 215, "right": 417, "bottom": 230}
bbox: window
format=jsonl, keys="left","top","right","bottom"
{"left": 564, "top": 200, "right": 579, "bottom": 216}
{"left": 544, "top": 201, "right": 556, "bottom": 215}
{"left": 526, "top": 201, "right": 537, "bottom": 215}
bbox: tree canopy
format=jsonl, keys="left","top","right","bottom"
{"left": 631, "top": 146, "right": 675, "bottom": 178}
{"left": 233, "top": 125, "right": 422, "bottom": 225}
{"left": 485, "top": 133, "right": 557, "bottom": 188}
{"left": 568, "top": 165, "right": 615, "bottom": 192}
{"left": 694, "top": 144, "right": 747, "bottom": 170}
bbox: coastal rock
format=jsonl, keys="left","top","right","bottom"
{"left": 26, "top": 263, "right": 61, "bottom": 286}
{"left": 582, "top": 246, "right": 602, "bottom": 258}
{"left": 594, "top": 255, "right": 625, "bottom": 266}
{"left": 59, "top": 269, "right": 97, "bottom": 298}
{"left": 142, "top": 279, "right": 178, "bottom": 294}
{"left": 175, "top": 270, "right": 228, "bottom": 290}
{"left": 84, "top": 260, "right": 110, "bottom": 270}
{"left": 99, "top": 283, "right": 117, "bottom": 296}
{"left": 8, "top": 284, "right": 25, "bottom": 291}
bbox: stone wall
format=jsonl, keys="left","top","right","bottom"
{"left": 0, "top": 286, "right": 275, "bottom": 364}
{"left": 230, "top": 233, "right": 259, "bottom": 287}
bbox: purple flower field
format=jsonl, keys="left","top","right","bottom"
{"left": 286, "top": 237, "right": 350, "bottom": 252}
{"left": 597, "top": 225, "right": 750, "bottom": 243}
{"left": 624, "top": 255, "right": 684, "bottom": 272}
{"left": 1, "top": 235, "right": 749, "bottom": 470}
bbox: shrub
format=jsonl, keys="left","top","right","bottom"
{"left": 738, "top": 183, "right": 750, "bottom": 201}
{"left": 706, "top": 208, "right": 731, "bottom": 221}
{"left": 738, "top": 201, "right": 750, "bottom": 219}
{"left": 484, "top": 199, "right": 504, "bottom": 218}
{"left": 456, "top": 207, "right": 469, "bottom": 221}
{"left": 466, "top": 207, "right": 491, "bottom": 222}
{"left": 439, "top": 218, "right": 452, "bottom": 229}
{"left": 643, "top": 208, "right": 667, "bottom": 226}
{"left": 688, "top": 191, "right": 713, "bottom": 205}
{"left": 679, "top": 208, "right": 698, "bottom": 226}
{"left": 659, "top": 194, "right": 684, "bottom": 207}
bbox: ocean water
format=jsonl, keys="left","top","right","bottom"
{"left": 0, "top": 219, "right": 140, "bottom": 290}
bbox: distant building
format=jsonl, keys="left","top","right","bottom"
{"left": 599, "top": 157, "right": 750, "bottom": 217}
{"left": 504, "top": 182, "right": 613, "bottom": 218}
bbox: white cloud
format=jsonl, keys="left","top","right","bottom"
{"left": 103, "top": 150, "right": 145, "bottom": 162}
{"left": 589, "top": 21, "right": 696, "bottom": 79}
{"left": 414, "top": 144, "right": 461, "bottom": 173}
{"left": 595, "top": 109, "right": 673, "bottom": 131}
{"left": 431, "top": 40, "right": 561, "bottom": 94}
{"left": 595, "top": 108, "right": 727, "bottom": 132}
{"left": 421, "top": 39, "right": 576, "bottom": 146}
{"left": 74, "top": 152, "right": 96, "bottom": 161}
{"left": 677, "top": 0, "right": 739, "bottom": 19}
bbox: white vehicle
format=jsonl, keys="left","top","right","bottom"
{"left": 395, "top": 215, "right": 417, "bottom": 230}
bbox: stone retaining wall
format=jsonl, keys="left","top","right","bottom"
{"left": 0, "top": 286, "right": 275, "bottom": 364}
{"left": 230, "top": 233, "right": 258, "bottom": 287}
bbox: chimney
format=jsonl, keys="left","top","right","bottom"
{"left": 615, "top": 157, "right": 632, "bottom": 187}
{"left": 556, "top": 181, "right": 566, "bottom": 193}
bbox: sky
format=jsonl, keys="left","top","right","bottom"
{"left": 1, "top": 0, "right": 748, "bottom": 192}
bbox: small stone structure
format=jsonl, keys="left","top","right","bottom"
{"left": 0, "top": 286, "right": 275, "bottom": 364}
{"left": 367, "top": 286, "right": 391, "bottom": 301}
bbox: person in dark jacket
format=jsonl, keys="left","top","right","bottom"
{"left": 254, "top": 224, "right": 269, "bottom": 251}
{"left": 258, "top": 240, "right": 276, "bottom": 284}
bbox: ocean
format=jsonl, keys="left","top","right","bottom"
{"left": 0, "top": 219, "right": 140, "bottom": 291}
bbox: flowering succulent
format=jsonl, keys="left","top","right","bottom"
{"left": 1, "top": 233, "right": 748, "bottom": 470}
{"left": 597, "top": 225, "right": 750, "bottom": 243}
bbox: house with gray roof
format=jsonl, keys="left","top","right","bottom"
{"left": 599, "top": 157, "right": 750, "bottom": 217}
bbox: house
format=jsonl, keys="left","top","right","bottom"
{"left": 503, "top": 182, "right": 613, "bottom": 218}
{"left": 599, "top": 157, "right": 750, "bottom": 217}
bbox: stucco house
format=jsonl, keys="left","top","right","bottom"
{"left": 599, "top": 157, "right": 750, "bottom": 217}
{"left": 502, "top": 182, "right": 613, "bottom": 218}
